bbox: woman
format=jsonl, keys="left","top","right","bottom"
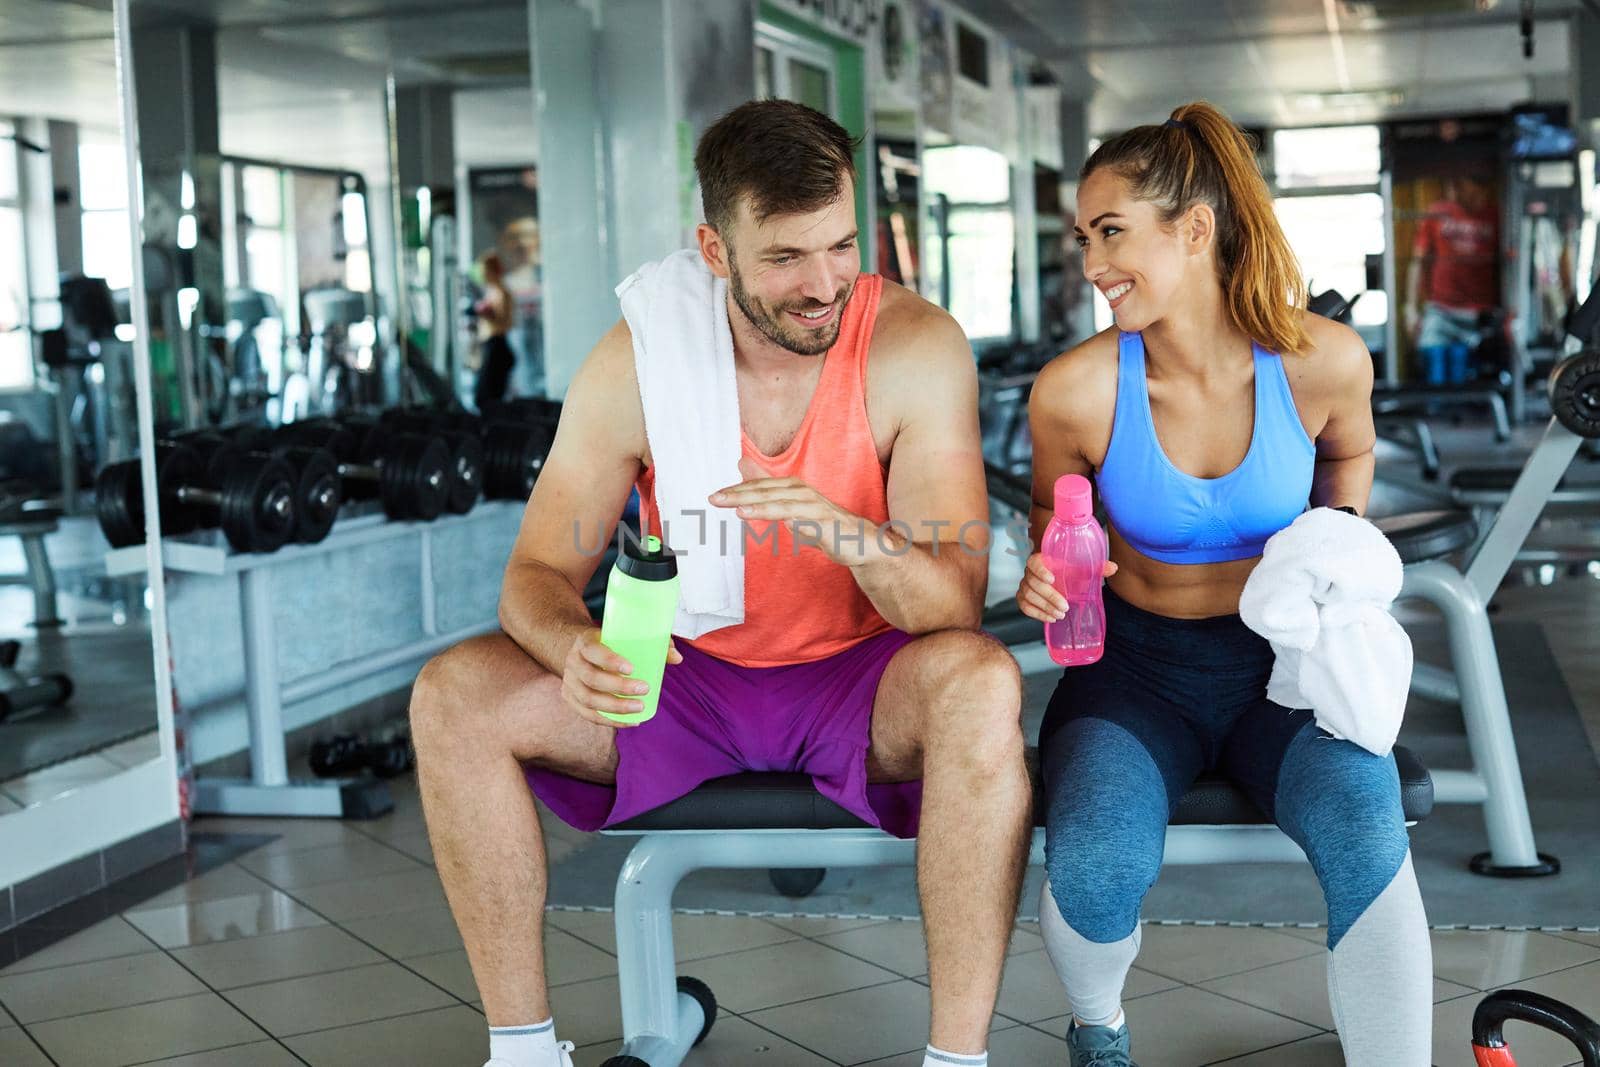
{"left": 473, "top": 251, "right": 517, "bottom": 413}
{"left": 1016, "top": 102, "right": 1430, "bottom": 1067}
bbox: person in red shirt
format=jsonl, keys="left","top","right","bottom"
{"left": 1403, "top": 174, "right": 1500, "bottom": 384}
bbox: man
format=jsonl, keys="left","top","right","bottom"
{"left": 411, "top": 99, "right": 1028, "bottom": 1067}
{"left": 1404, "top": 172, "right": 1500, "bottom": 385}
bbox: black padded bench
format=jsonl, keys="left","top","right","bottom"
{"left": 593, "top": 745, "right": 1433, "bottom": 1067}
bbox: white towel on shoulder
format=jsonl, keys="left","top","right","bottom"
{"left": 615, "top": 249, "right": 744, "bottom": 639}
{"left": 1239, "top": 507, "right": 1413, "bottom": 756}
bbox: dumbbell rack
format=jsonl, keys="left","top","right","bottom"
{"left": 105, "top": 501, "right": 524, "bottom": 818}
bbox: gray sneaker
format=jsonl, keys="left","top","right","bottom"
{"left": 1067, "top": 1020, "right": 1138, "bottom": 1067}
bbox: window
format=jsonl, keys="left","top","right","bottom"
{"left": 2, "top": 122, "right": 29, "bottom": 389}
{"left": 1276, "top": 192, "right": 1388, "bottom": 327}
{"left": 0, "top": 119, "right": 17, "bottom": 201}
{"left": 923, "top": 145, "right": 1015, "bottom": 340}
{"left": 754, "top": 25, "right": 837, "bottom": 117}
{"left": 79, "top": 133, "right": 133, "bottom": 291}
{"left": 1273, "top": 125, "right": 1381, "bottom": 190}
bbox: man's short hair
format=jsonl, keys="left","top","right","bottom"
{"left": 694, "top": 99, "right": 860, "bottom": 235}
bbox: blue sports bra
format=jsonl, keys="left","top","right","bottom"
{"left": 1096, "top": 331, "right": 1315, "bottom": 565}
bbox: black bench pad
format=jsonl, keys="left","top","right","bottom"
{"left": 611, "top": 745, "right": 1433, "bottom": 832}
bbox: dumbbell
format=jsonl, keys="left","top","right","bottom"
{"left": 481, "top": 420, "right": 554, "bottom": 500}
{"left": 362, "top": 411, "right": 484, "bottom": 514}
{"left": 175, "top": 431, "right": 342, "bottom": 546}
{"left": 277, "top": 420, "right": 450, "bottom": 520}
{"left": 95, "top": 443, "right": 298, "bottom": 553}
{"left": 375, "top": 405, "right": 550, "bottom": 502}
{"left": 0, "top": 639, "right": 73, "bottom": 724}
{"left": 308, "top": 729, "right": 414, "bottom": 779}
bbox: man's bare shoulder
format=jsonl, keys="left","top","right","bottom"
{"left": 561, "top": 319, "right": 647, "bottom": 461}
{"left": 869, "top": 278, "right": 973, "bottom": 379}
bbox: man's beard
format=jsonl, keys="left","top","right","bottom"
{"left": 728, "top": 252, "right": 853, "bottom": 356}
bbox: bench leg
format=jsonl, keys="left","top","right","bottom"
{"left": 1401, "top": 562, "right": 1557, "bottom": 876}
{"left": 609, "top": 831, "right": 922, "bottom": 1065}
{"left": 21, "top": 532, "right": 61, "bottom": 629}
{"left": 612, "top": 835, "right": 702, "bottom": 1067}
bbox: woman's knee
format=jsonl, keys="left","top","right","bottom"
{"left": 1042, "top": 718, "right": 1169, "bottom": 941}
{"left": 1277, "top": 744, "right": 1413, "bottom": 942}
{"left": 1044, "top": 828, "right": 1161, "bottom": 943}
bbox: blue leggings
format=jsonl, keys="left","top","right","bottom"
{"left": 1040, "top": 587, "right": 1411, "bottom": 950}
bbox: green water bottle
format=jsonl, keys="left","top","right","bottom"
{"left": 598, "top": 534, "right": 680, "bottom": 724}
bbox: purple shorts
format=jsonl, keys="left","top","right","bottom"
{"left": 524, "top": 629, "right": 924, "bottom": 839}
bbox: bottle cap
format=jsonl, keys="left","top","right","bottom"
{"left": 617, "top": 533, "right": 678, "bottom": 581}
{"left": 1054, "top": 474, "right": 1094, "bottom": 522}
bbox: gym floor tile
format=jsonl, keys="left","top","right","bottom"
{"left": 572, "top": 1011, "right": 832, "bottom": 1067}
{"left": 1550, "top": 929, "right": 1600, "bottom": 949}
{"left": 812, "top": 919, "right": 930, "bottom": 978}
{"left": 743, "top": 977, "right": 1008, "bottom": 1065}
{"left": 0, "top": 949, "right": 207, "bottom": 1024}
{"left": 282, "top": 1004, "right": 488, "bottom": 1067}
{"left": 26, "top": 992, "right": 268, "bottom": 1067}
{"left": 672, "top": 913, "right": 803, "bottom": 961}
{"left": 116, "top": 862, "right": 277, "bottom": 912}
{"left": 123, "top": 889, "right": 327, "bottom": 948}
{"left": 283, "top": 866, "right": 449, "bottom": 921}
{"left": 340, "top": 904, "right": 466, "bottom": 959}
{"left": 673, "top": 939, "right": 899, "bottom": 1014}
{"left": 760, "top": 914, "right": 887, "bottom": 937}
{"left": 235, "top": 837, "right": 426, "bottom": 889}
{"left": 544, "top": 974, "right": 625, "bottom": 1048}
{"left": 377, "top": 830, "right": 435, "bottom": 865}
{"left": 1039, "top": 985, "right": 1321, "bottom": 1064}
{"left": 0, "top": 1025, "right": 51, "bottom": 1066}
{"left": 166, "top": 923, "right": 386, "bottom": 990}
{"left": 1134, "top": 923, "right": 1325, "bottom": 984}
{"left": 1430, "top": 929, "right": 1600, "bottom": 990}
{"left": 223, "top": 960, "right": 456, "bottom": 1037}
{"left": 196, "top": 817, "right": 372, "bottom": 855}
{"left": 0, "top": 916, "right": 154, "bottom": 976}
{"left": 137, "top": 1040, "right": 304, "bottom": 1066}
{"left": 1199, "top": 951, "right": 1340, "bottom": 1029}
{"left": 857, "top": 1023, "right": 1067, "bottom": 1067}
{"left": 1210, "top": 1031, "right": 1346, "bottom": 1065}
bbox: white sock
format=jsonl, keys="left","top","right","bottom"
{"left": 923, "top": 1046, "right": 987, "bottom": 1066}
{"left": 1074, "top": 1008, "right": 1125, "bottom": 1031}
{"left": 488, "top": 1018, "right": 559, "bottom": 1067}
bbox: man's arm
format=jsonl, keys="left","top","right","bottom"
{"left": 1306, "top": 319, "right": 1378, "bottom": 514}
{"left": 850, "top": 308, "right": 991, "bottom": 633}
{"left": 498, "top": 320, "right": 645, "bottom": 674}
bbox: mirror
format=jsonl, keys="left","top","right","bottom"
{"left": 102, "top": 1, "right": 540, "bottom": 806}
{"left": 0, "top": 6, "right": 161, "bottom": 812}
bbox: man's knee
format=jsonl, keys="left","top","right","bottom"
{"left": 410, "top": 634, "right": 523, "bottom": 750}
{"left": 918, "top": 630, "right": 1022, "bottom": 719}
{"left": 911, "top": 631, "right": 1024, "bottom": 766}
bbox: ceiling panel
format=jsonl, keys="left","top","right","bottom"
{"left": 0, "top": 36, "right": 120, "bottom": 129}
{"left": 0, "top": 0, "right": 112, "bottom": 46}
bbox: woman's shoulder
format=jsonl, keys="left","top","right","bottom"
{"left": 1032, "top": 328, "right": 1120, "bottom": 430}
{"left": 1291, "top": 310, "right": 1372, "bottom": 386}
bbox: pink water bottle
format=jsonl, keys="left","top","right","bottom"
{"left": 1042, "top": 473, "right": 1110, "bottom": 666}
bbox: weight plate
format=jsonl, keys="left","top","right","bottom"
{"left": 445, "top": 433, "right": 483, "bottom": 514}
{"left": 219, "top": 454, "right": 297, "bottom": 553}
{"left": 1549, "top": 351, "right": 1600, "bottom": 439}
{"left": 156, "top": 444, "right": 206, "bottom": 536}
{"left": 283, "top": 447, "right": 342, "bottom": 543}
{"left": 94, "top": 460, "right": 144, "bottom": 547}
